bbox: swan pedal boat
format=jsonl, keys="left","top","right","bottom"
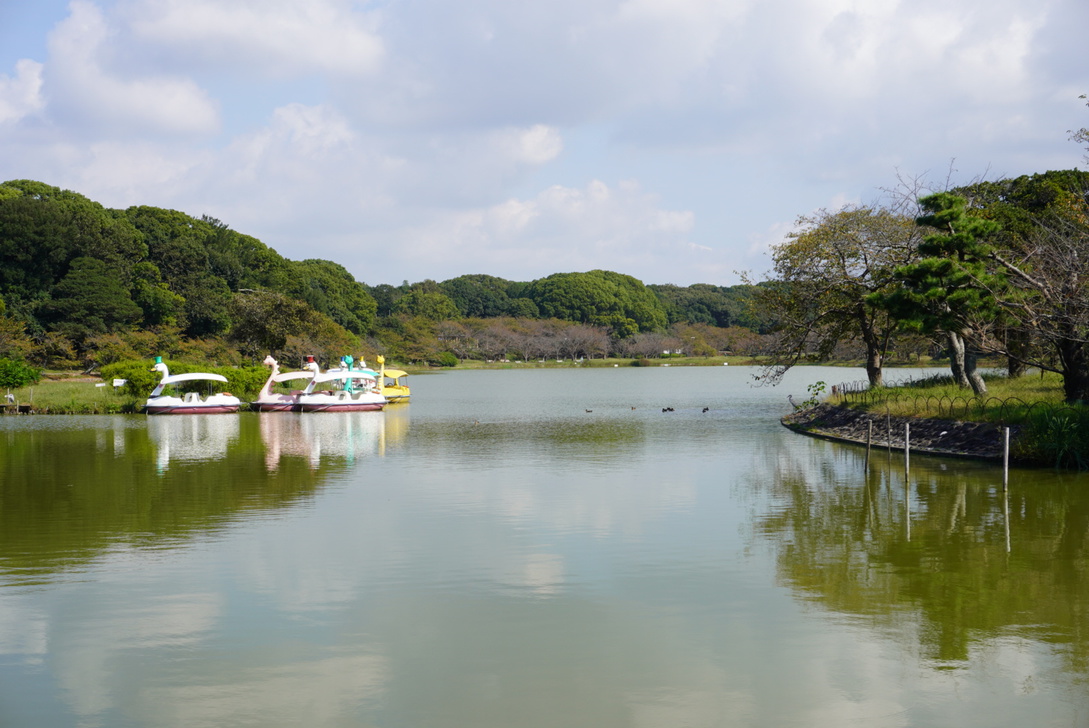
{"left": 144, "top": 358, "right": 241, "bottom": 415}
{"left": 377, "top": 355, "right": 410, "bottom": 403}
{"left": 296, "top": 367, "right": 386, "bottom": 412}
{"left": 251, "top": 355, "right": 319, "bottom": 412}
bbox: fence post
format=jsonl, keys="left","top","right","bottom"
{"left": 905, "top": 422, "right": 910, "bottom": 475}
{"left": 1002, "top": 427, "right": 1010, "bottom": 491}
{"left": 865, "top": 419, "right": 873, "bottom": 471}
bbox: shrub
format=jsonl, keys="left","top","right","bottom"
{"left": 0, "top": 358, "right": 41, "bottom": 388}
{"left": 432, "top": 351, "right": 458, "bottom": 368}
{"left": 100, "top": 358, "right": 268, "bottom": 401}
{"left": 1013, "top": 406, "right": 1089, "bottom": 469}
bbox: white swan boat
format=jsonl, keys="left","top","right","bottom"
{"left": 144, "top": 357, "right": 242, "bottom": 415}
{"left": 251, "top": 355, "right": 320, "bottom": 412}
{"left": 296, "top": 356, "right": 386, "bottom": 413}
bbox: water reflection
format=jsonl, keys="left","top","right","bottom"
{"left": 4, "top": 368, "right": 1089, "bottom": 727}
{"left": 149, "top": 414, "right": 241, "bottom": 470}
{"left": 0, "top": 411, "right": 410, "bottom": 587}
{"left": 258, "top": 410, "right": 406, "bottom": 470}
{"left": 752, "top": 440, "right": 1089, "bottom": 672}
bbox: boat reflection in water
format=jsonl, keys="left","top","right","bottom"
{"left": 260, "top": 408, "right": 411, "bottom": 470}
{"left": 147, "top": 413, "right": 242, "bottom": 472}
{"left": 147, "top": 409, "right": 411, "bottom": 474}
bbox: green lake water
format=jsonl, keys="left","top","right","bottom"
{"left": 1, "top": 366, "right": 1087, "bottom": 727}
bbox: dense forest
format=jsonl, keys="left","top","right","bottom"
{"left": 0, "top": 179, "right": 773, "bottom": 373}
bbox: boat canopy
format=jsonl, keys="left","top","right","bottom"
{"left": 383, "top": 369, "right": 408, "bottom": 379}
{"left": 311, "top": 369, "right": 377, "bottom": 384}
{"left": 272, "top": 370, "right": 316, "bottom": 383}
{"left": 160, "top": 372, "right": 229, "bottom": 385}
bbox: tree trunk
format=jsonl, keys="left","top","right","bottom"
{"left": 865, "top": 348, "right": 884, "bottom": 388}
{"left": 857, "top": 306, "right": 884, "bottom": 388}
{"left": 946, "top": 331, "right": 971, "bottom": 389}
{"left": 964, "top": 342, "right": 987, "bottom": 395}
{"left": 1005, "top": 327, "right": 1028, "bottom": 378}
{"left": 1057, "top": 338, "right": 1089, "bottom": 404}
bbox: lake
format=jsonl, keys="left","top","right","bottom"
{"left": 2, "top": 366, "right": 1087, "bottom": 727}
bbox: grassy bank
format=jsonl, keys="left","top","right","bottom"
{"left": 3, "top": 376, "right": 142, "bottom": 415}
{"left": 830, "top": 370, "right": 1089, "bottom": 468}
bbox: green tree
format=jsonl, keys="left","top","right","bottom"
{"left": 125, "top": 206, "right": 211, "bottom": 281}
{"left": 131, "top": 262, "right": 185, "bottom": 327}
{"left": 525, "top": 270, "right": 666, "bottom": 334}
{"left": 649, "top": 283, "right": 740, "bottom": 327}
{"left": 283, "top": 259, "right": 378, "bottom": 335}
{"left": 0, "top": 181, "right": 145, "bottom": 327}
{"left": 882, "top": 193, "right": 1004, "bottom": 394}
{"left": 758, "top": 206, "right": 919, "bottom": 386}
{"left": 392, "top": 288, "right": 461, "bottom": 321}
{"left": 504, "top": 297, "right": 536, "bottom": 318}
{"left": 43, "top": 257, "right": 143, "bottom": 344}
{"left": 949, "top": 170, "right": 1089, "bottom": 377}
{"left": 201, "top": 216, "right": 290, "bottom": 292}
{"left": 174, "top": 272, "right": 233, "bottom": 337}
{"left": 229, "top": 290, "right": 319, "bottom": 359}
{"left": 949, "top": 179, "right": 1089, "bottom": 403}
{"left": 440, "top": 274, "right": 516, "bottom": 317}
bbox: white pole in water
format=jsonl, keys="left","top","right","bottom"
{"left": 1002, "top": 427, "right": 1010, "bottom": 491}
{"left": 904, "top": 422, "right": 910, "bottom": 475}
{"left": 865, "top": 419, "right": 873, "bottom": 471}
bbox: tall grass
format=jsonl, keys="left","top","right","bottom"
{"left": 4, "top": 379, "right": 141, "bottom": 414}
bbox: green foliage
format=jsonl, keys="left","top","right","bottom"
{"left": 43, "top": 257, "right": 143, "bottom": 341}
{"left": 0, "top": 358, "right": 41, "bottom": 388}
{"left": 1015, "top": 407, "right": 1089, "bottom": 469}
{"left": 229, "top": 290, "right": 320, "bottom": 358}
{"left": 174, "top": 272, "right": 233, "bottom": 337}
{"left": 392, "top": 288, "right": 461, "bottom": 321}
{"left": 131, "top": 262, "right": 185, "bottom": 327}
{"left": 440, "top": 274, "right": 518, "bottom": 317}
{"left": 649, "top": 282, "right": 756, "bottom": 329}
{"left": 525, "top": 270, "right": 667, "bottom": 333}
{"left": 880, "top": 194, "right": 1004, "bottom": 337}
{"left": 0, "top": 312, "right": 33, "bottom": 360}
{"left": 0, "top": 183, "right": 145, "bottom": 322}
{"left": 802, "top": 380, "right": 826, "bottom": 408}
{"left": 284, "top": 259, "right": 378, "bottom": 334}
{"left": 431, "top": 351, "right": 459, "bottom": 367}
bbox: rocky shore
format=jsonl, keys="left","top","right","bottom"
{"left": 782, "top": 404, "right": 1016, "bottom": 461}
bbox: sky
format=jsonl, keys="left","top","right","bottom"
{"left": 1, "top": 0, "right": 1086, "bottom": 288}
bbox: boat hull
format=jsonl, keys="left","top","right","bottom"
{"left": 251, "top": 400, "right": 298, "bottom": 412}
{"left": 144, "top": 404, "right": 241, "bottom": 415}
{"left": 297, "top": 401, "right": 384, "bottom": 413}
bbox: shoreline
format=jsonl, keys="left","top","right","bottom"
{"left": 781, "top": 403, "right": 1016, "bottom": 462}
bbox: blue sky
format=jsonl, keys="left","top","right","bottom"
{"left": 1, "top": 0, "right": 1086, "bottom": 288}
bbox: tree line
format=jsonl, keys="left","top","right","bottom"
{"left": 0, "top": 179, "right": 772, "bottom": 375}
{"left": 758, "top": 168, "right": 1089, "bottom": 402}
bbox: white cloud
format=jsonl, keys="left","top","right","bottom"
{"left": 125, "top": 0, "right": 385, "bottom": 77}
{"left": 0, "top": 59, "right": 44, "bottom": 124}
{"left": 505, "top": 124, "right": 564, "bottom": 165}
{"left": 46, "top": 0, "right": 219, "bottom": 136}
{"left": 359, "top": 179, "right": 699, "bottom": 283}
